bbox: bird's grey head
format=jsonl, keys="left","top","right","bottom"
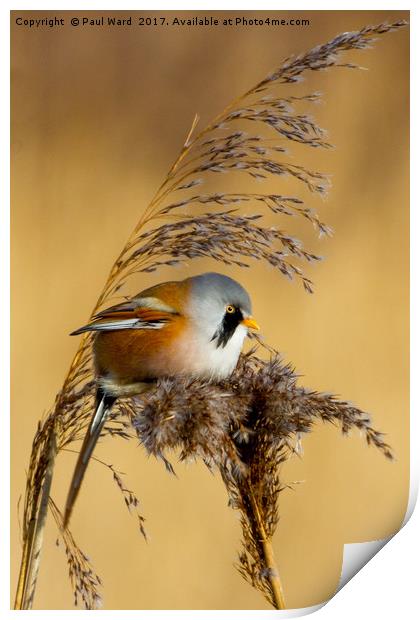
{"left": 186, "top": 272, "right": 253, "bottom": 347}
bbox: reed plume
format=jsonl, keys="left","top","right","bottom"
{"left": 123, "top": 346, "right": 392, "bottom": 607}
{"left": 14, "top": 20, "right": 406, "bottom": 610}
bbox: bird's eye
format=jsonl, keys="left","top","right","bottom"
{"left": 226, "top": 305, "right": 235, "bottom": 314}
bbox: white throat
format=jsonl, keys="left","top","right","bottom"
{"left": 188, "top": 322, "right": 247, "bottom": 380}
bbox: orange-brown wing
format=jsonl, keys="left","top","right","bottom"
{"left": 70, "top": 301, "right": 178, "bottom": 336}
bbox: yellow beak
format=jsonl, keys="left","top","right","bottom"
{"left": 242, "top": 316, "right": 260, "bottom": 331}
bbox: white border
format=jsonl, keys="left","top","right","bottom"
{"left": 2, "top": 2, "right": 416, "bottom": 10}
{"left": 3, "top": 2, "right": 416, "bottom": 618}
{"left": 1, "top": 1, "right": 11, "bottom": 616}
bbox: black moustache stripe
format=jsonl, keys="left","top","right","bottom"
{"left": 211, "top": 308, "right": 243, "bottom": 348}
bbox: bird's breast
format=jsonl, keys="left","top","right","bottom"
{"left": 171, "top": 322, "right": 247, "bottom": 380}
{"left": 94, "top": 317, "right": 246, "bottom": 384}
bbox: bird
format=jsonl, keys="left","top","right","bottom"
{"left": 63, "top": 272, "right": 259, "bottom": 527}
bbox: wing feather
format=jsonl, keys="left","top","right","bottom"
{"left": 71, "top": 300, "right": 179, "bottom": 336}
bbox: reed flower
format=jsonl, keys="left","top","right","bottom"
{"left": 120, "top": 348, "right": 392, "bottom": 606}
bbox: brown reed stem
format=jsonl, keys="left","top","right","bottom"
{"left": 248, "top": 485, "right": 286, "bottom": 610}
{"left": 14, "top": 514, "right": 34, "bottom": 608}
{"left": 14, "top": 427, "right": 57, "bottom": 609}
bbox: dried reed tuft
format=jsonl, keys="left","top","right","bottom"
{"left": 49, "top": 498, "right": 103, "bottom": 609}
{"left": 120, "top": 347, "right": 392, "bottom": 607}
{"left": 14, "top": 20, "right": 406, "bottom": 610}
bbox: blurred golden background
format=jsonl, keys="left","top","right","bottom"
{"left": 11, "top": 10, "right": 409, "bottom": 610}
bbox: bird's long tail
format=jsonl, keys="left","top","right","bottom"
{"left": 63, "top": 389, "right": 116, "bottom": 528}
